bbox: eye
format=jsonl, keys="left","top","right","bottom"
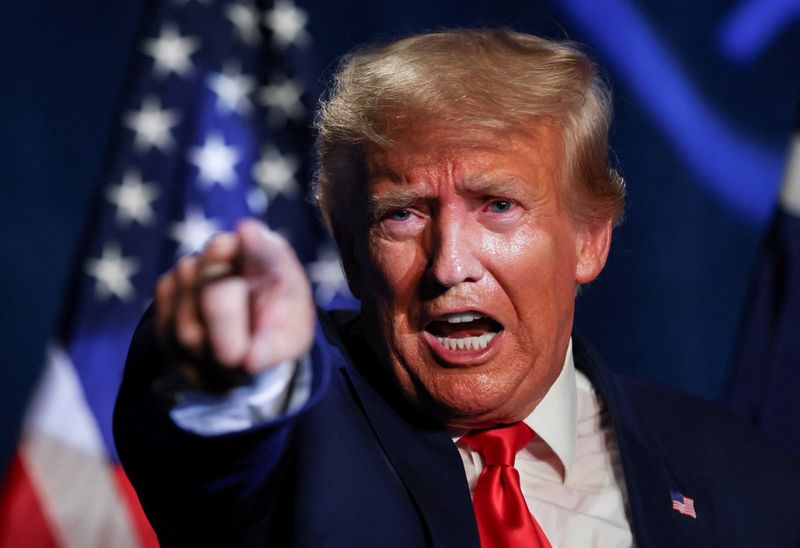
{"left": 388, "top": 209, "right": 412, "bottom": 221}
{"left": 377, "top": 207, "right": 424, "bottom": 236}
{"left": 488, "top": 200, "right": 513, "bottom": 213}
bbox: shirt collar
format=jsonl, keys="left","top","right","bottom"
{"left": 521, "top": 337, "right": 577, "bottom": 481}
{"left": 450, "top": 338, "right": 578, "bottom": 481}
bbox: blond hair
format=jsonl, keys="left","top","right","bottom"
{"left": 314, "top": 28, "right": 625, "bottom": 232}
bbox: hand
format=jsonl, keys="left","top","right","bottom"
{"left": 154, "top": 218, "right": 315, "bottom": 388}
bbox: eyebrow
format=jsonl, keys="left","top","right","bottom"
{"left": 459, "top": 175, "right": 527, "bottom": 197}
{"left": 367, "top": 188, "right": 428, "bottom": 221}
{"left": 367, "top": 175, "right": 534, "bottom": 221}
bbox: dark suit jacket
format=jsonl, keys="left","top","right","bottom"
{"left": 114, "top": 310, "right": 800, "bottom": 547}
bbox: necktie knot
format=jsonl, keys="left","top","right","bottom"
{"left": 461, "top": 422, "right": 534, "bottom": 466}
{"left": 461, "top": 422, "right": 551, "bottom": 548}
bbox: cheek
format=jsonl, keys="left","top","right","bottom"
{"left": 362, "top": 241, "right": 429, "bottom": 367}
{"left": 486, "top": 226, "right": 556, "bottom": 282}
{"left": 494, "top": 226, "right": 577, "bottom": 321}
{"left": 368, "top": 239, "right": 426, "bottom": 302}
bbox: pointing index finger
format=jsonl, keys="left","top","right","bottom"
{"left": 236, "top": 219, "right": 296, "bottom": 278}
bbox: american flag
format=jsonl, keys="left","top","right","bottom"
{"left": 670, "top": 490, "right": 697, "bottom": 519}
{"left": 0, "top": 0, "right": 351, "bottom": 545}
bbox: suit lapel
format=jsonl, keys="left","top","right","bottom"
{"left": 322, "top": 312, "right": 713, "bottom": 547}
{"left": 323, "top": 311, "right": 481, "bottom": 548}
{"left": 573, "top": 333, "right": 714, "bottom": 547}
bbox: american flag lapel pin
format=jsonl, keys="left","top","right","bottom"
{"left": 670, "top": 490, "right": 697, "bottom": 519}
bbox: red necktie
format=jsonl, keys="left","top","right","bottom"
{"left": 461, "top": 423, "right": 552, "bottom": 548}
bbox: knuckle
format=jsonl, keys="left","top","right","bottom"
{"left": 176, "top": 256, "right": 198, "bottom": 285}
{"left": 203, "top": 232, "right": 237, "bottom": 259}
{"left": 154, "top": 272, "right": 175, "bottom": 302}
{"left": 175, "top": 320, "right": 203, "bottom": 351}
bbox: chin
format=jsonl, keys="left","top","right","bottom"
{"left": 438, "top": 407, "right": 523, "bottom": 430}
{"left": 408, "top": 370, "right": 530, "bottom": 429}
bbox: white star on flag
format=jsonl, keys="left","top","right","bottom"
{"left": 246, "top": 188, "right": 269, "bottom": 215}
{"left": 142, "top": 24, "right": 200, "bottom": 79}
{"left": 226, "top": 2, "right": 261, "bottom": 46}
{"left": 264, "top": 0, "right": 311, "bottom": 49}
{"left": 84, "top": 243, "right": 140, "bottom": 302}
{"left": 259, "top": 77, "right": 305, "bottom": 125}
{"left": 308, "top": 246, "right": 350, "bottom": 306}
{"left": 207, "top": 63, "right": 256, "bottom": 116}
{"left": 105, "top": 170, "right": 160, "bottom": 227}
{"left": 169, "top": 208, "right": 222, "bottom": 256}
{"left": 252, "top": 146, "right": 300, "bottom": 201}
{"left": 124, "top": 96, "right": 180, "bottom": 153}
{"left": 187, "top": 134, "right": 241, "bottom": 188}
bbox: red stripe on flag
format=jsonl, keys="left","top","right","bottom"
{"left": 112, "top": 465, "right": 159, "bottom": 548}
{"left": 0, "top": 453, "right": 59, "bottom": 548}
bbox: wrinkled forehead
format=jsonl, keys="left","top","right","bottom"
{"left": 361, "top": 120, "right": 566, "bottom": 185}
{"left": 371, "top": 114, "right": 562, "bottom": 150}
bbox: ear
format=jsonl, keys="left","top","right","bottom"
{"left": 574, "top": 219, "right": 612, "bottom": 285}
{"left": 331, "top": 220, "right": 363, "bottom": 299}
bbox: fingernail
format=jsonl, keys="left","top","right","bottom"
{"left": 199, "top": 262, "right": 234, "bottom": 283}
{"left": 259, "top": 224, "right": 283, "bottom": 243}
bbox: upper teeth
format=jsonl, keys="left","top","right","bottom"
{"left": 445, "top": 312, "right": 484, "bottom": 324}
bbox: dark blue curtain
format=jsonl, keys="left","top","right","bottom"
{"left": 2, "top": 0, "right": 799, "bottom": 472}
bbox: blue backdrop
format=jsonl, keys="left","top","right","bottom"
{"left": 1, "top": 0, "right": 799, "bottom": 474}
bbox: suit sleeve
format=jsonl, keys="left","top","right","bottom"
{"left": 113, "top": 312, "right": 332, "bottom": 546}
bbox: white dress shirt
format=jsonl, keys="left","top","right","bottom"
{"left": 453, "top": 340, "right": 634, "bottom": 547}
{"left": 170, "top": 339, "right": 634, "bottom": 547}
{"left": 170, "top": 358, "right": 311, "bottom": 435}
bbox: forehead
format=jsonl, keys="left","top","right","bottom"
{"left": 363, "top": 122, "right": 565, "bottom": 191}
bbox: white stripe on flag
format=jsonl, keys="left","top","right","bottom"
{"left": 20, "top": 346, "right": 140, "bottom": 548}
{"left": 24, "top": 346, "right": 107, "bottom": 456}
{"left": 780, "top": 135, "right": 800, "bottom": 216}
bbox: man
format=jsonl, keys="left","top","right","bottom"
{"left": 115, "top": 30, "right": 800, "bottom": 547}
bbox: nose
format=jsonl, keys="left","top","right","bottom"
{"left": 428, "top": 209, "right": 484, "bottom": 288}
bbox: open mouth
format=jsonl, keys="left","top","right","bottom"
{"left": 424, "top": 311, "right": 503, "bottom": 352}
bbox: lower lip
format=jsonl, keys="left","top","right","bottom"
{"left": 421, "top": 330, "right": 504, "bottom": 367}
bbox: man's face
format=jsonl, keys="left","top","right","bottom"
{"left": 345, "top": 123, "right": 610, "bottom": 428}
